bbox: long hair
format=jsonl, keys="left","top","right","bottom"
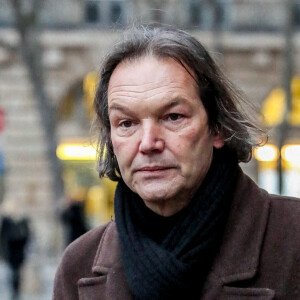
{"left": 93, "top": 25, "right": 266, "bottom": 181}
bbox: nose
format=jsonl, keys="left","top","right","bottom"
{"left": 139, "top": 121, "right": 165, "bottom": 154}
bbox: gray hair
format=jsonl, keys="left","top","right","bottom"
{"left": 94, "top": 25, "right": 267, "bottom": 181}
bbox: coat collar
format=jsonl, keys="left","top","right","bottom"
{"left": 92, "top": 220, "right": 122, "bottom": 276}
{"left": 83, "top": 220, "right": 133, "bottom": 300}
{"left": 210, "top": 168, "right": 271, "bottom": 285}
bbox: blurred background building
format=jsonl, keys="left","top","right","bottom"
{"left": 0, "top": 0, "right": 300, "bottom": 298}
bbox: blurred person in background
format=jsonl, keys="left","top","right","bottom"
{"left": 53, "top": 25, "right": 300, "bottom": 299}
{"left": 61, "top": 191, "right": 88, "bottom": 246}
{"left": 0, "top": 198, "right": 30, "bottom": 300}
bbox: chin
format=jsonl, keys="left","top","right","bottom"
{"left": 138, "top": 191, "right": 168, "bottom": 202}
{"left": 131, "top": 179, "right": 184, "bottom": 203}
{"left": 136, "top": 186, "right": 179, "bottom": 203}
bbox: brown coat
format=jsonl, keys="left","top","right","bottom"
{"left": 53, "top": 172, "right": 300, "bottom": 299}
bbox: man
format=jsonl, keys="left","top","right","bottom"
{"left": 0, "top": 199, "right": 31, "bottom": 300}
{"left": 53, "top": 26, "right": 300, "bottom": 299}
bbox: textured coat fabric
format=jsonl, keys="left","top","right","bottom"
{"left": 53, "top": 171, "right": 300, "bottom": 300}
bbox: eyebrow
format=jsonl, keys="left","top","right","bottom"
{"left": 109, "top": 97, "right": 188, "bottom": 115}
{"left": 161, "top": 97, "right": 187, "bottom": 110}
{"left": 108, "top": 103, "right": 135, "bottom": 115}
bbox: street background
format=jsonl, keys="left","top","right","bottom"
{"left": 0, "top": 0, "right": 300, "bottom": 298}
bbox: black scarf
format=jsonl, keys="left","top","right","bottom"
{"left": 114, "top": 148, "right": 238, "bottom": 300}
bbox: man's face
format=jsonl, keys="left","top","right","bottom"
{"left": 108, "top": 56, "right": 224, "bottom": 216}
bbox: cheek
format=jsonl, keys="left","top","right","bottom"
{"left": 185, "top": 128, "right": 202, "bottom": 146}
{"left": 177, "top": 125, "right": 208, "bottom": 152}
{"left": 175, "top": 127, "right": 213, "bottom": 169}
{"left": 111, "top": 136, "right": 136, "bottom": 169}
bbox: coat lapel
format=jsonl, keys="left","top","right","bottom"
{"left": 203, "top": 170, "right": 275, "bottom": 299}
{"left": 78, "top": 221, "right": 133, "bottom": 300}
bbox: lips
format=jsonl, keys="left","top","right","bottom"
{"left": 136, "top": 166, "right": 174, "bottom": 172}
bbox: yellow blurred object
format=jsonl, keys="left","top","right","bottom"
{"left": 57, "top": 143, "right": 97, "bottom": 160}
{"left": 262, "top": 77, "right": 300, "bottom": 126}
{"left": 86, "top": 180, "right": 117, "bottom": 225}
{"left": 255, "top": 144, "right": 300, "bottom": 170}
{"left": 86, "top": 186, "right": 107, "bottom": 224}
{"left": 57, "top": 139, "right": 117, "bottom": 226}
{"left": 83, "top": 72, "right": 98, "bottom": 119}
{"left": 261, "top": 89, "right": 285, "bottom": 126}
{"left": 282, "top": 144, "right": 300, "bottom": 169}
{"left": 254, "top": 144, "right": 279, "bottom": 162}
{"left": 70, "top": 186, "right": 87, "bottom": 202}
{"left": 289, "top": 77, "right": 300, "bottom": 125}
{"left": 102, "top": 177, "right": 118, "bottom": 219}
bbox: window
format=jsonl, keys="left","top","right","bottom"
{"left": 84, "top": 0, "right": 126, "bottom": 27}
{"left": 85, "top": 1, "right": 100, "bottom": 23}
{"left": 189, "top": 2, "right": 201, "bottom": 26}
{"left": 110, "top": 2, "right": 122, "bottom": 23}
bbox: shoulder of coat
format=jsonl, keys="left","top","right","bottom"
{"left": 268, "top": 193, "right": 300, "bottom": 213}
{"left": 60, "top": 221, "right": 114, "bottom": 268}
{"left": 265, "top": 193, "right": 300, "bottom": 239}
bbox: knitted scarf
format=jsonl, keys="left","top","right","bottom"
{"left": 114, "top": 148, "right": 238, "bottom": 300}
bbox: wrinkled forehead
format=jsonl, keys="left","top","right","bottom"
{"left": 108, "top": 56, "right": 199, "bottom": 103}
{"left": 108, "top": 55, "right": 198, "bottom": 94}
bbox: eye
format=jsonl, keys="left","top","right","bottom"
{"left": 167, "top": 113, "right": 183, "bottom": 121}
{"left": 120, "top": 120, "right": 133, "bottom": 128}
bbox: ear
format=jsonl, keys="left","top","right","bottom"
{"left": 213, "top": 134, "right": 225, "bottom": 149}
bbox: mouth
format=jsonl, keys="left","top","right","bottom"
{"left": 136, "top": 166, "right": 174, "bottom": 172}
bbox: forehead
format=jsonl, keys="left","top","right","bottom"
{"left": 107, "top": 56, "right": 199, "bottom": 102}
